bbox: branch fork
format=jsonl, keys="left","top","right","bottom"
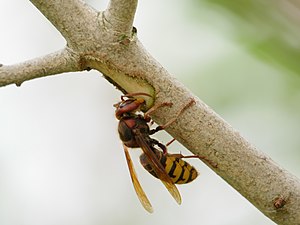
{"left": 0, "top": 0, "right": 299, "bottom": 224}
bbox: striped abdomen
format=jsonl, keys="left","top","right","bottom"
{"left": 139, "top": 149, "right": 198, "bottom": 184}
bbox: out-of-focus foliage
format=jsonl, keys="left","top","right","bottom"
{"left": 1, "top": 1, "right": 299, "bottom": 225}
{"left": 177, "top": 0, "right": 300, "bottom": 178}
{"left": 192, "top": 0, "right": 300, "bottom": 75}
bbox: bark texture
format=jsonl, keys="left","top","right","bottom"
{"left": 0, "top": 1, "right": 299, "bottom": 224}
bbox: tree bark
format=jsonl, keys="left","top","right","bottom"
{"left": 0, "top": 0, "right": 299, "bottom": 224}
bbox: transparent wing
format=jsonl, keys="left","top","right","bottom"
{"left": 123, "top": 144, "right": 153, "bottom": 213}
{"left": 135, "top": 135, "right": 182, "bottom": 205}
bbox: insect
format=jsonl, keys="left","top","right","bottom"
{"left": 114, "top": 93, "right": 201, "bottom": 213}
{"left": 140, "top": 148, "right": 198, "bottom": 184}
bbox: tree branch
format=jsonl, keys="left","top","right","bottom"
{"left": 1, "top": 0, "right": 299, "bottom": 224}
{"left": 105, "top": 0, "right": 138, "bottom": 33}
{"left": 0, "top": 48, "right": 81, "bottom": 86}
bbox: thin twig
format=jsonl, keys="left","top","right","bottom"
{"left": 0, "top": 48, "right": 80, "bottom": 87}
{"left": 0, "top": 0, "right": 299, "bottom": 224}
{"left": 105, "top": 0, "right": 138, "bottom": 34}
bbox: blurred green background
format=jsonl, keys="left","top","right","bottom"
{"left": 0, "top": 0, "right": 299, "bottom": 225}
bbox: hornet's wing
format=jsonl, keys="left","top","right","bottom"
{"left": 123, "top": 144, "right": 153, "bottom": 213}
{"left": 134, "top": 134, "right": 181, "bottom": 205}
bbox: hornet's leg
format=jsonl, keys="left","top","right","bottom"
{"left": 148, "top": 98, "right": 195, "bottom": 135}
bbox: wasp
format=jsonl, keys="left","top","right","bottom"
{"left": 140, "top": 148, "right": 198, "bottom": 184}
{"left": 114, "top": 93, "right": 201, "bottom": 213}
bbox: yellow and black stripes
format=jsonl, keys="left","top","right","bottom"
{"left": 140, "top": 150, "right": 198, "bottom": 184}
